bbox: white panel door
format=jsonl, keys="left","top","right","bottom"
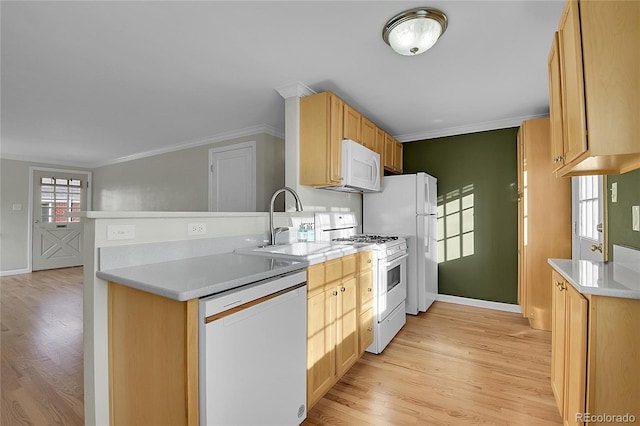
{"left": 209, "top": 142, "right": 256, "bottom": 212}
{"left": 572, "top": 176, "right": 604, "bottom": 261}
{"left": 32, "top": 170, "right": 87, "bottom": 271}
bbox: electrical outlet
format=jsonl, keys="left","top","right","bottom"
{"left": 633, "top": 206, "right": 639, "bottom": 232}
{"left": 188, "top": 223, "right": 207, "bottom": 235}
{"left": 107, "top": 225, "right": 135, "bottom": 240}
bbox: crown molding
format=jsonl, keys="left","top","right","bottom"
{"left": 275, "top": 81, "right": 316, "bottom": 99}
{"left": 89, "top": 124, "right": 285, "bottom": 168}
{"left": 394, "top": 113, "right": 549, "bottom": 142}
{"left": 1, "top": 125, "right": 285, "bottom": 169}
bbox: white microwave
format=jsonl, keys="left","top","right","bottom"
{"left": 320, "top": 139, "right": 381, "bottom": 193}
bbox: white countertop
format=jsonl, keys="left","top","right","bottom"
{"left": 548, "top": 258, "right": 640, "bottom": 300}
{"left": 97, "top": 252, "right": 308, "bottom": 301}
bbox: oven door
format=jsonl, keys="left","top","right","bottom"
{"left": 376, "top": 252, "right": 408, "bottom": 322}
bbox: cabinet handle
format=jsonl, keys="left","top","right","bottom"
{"left": 341, "top": 287, "right": 346, "bottom": 292}
{"left": 332, "top": 290, "right": 338, "bottom": 296}
{"left": 367, "top": 327, "right": 373, "bottom": 332}
{"left": 367, "top": 288, "right": 372, "bottom": 292}
{"left": 367, "top": 259, "right": 372, "bottom": 264}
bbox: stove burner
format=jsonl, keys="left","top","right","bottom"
{"left": 333, "top": 234, "right": 399, "bottom": 244}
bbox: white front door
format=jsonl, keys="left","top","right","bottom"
{"left": 209, "top": 142, "right": 256, "bottom": 212}
{"left": 572, "top": 175, "right": 604, "bottom": 261}
{"left": 32, "top": 170, "right": 88, "bottom": 271}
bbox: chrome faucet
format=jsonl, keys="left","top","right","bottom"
{"left": 269, "top": 187, "right": 303, "bottom": 245}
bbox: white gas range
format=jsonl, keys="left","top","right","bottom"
{"left": 315, "top": 213, "right": 408, "bottom": 354}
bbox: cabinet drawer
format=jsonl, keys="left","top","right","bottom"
{"left": 342, "top": 254, "right": 357, "bottom": 277}
{"left": 359, "top": 308, "right": 374, "bottom": 354}
{"left": 357, "top": 251, "right": 373, "bottom": 271}
{"left": 325, "top": 258, "right": 343, "bottom": 283}
{"left": 307, "top": 263, "right": 326, "bottom": 293}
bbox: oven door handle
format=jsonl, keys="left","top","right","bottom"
{"left": 380, "top": 253, "right": 408, "bottom": 267}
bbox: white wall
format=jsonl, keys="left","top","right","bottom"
{"left": 92, "top": 132, "right": 285, "bottom": 212}
{"left": 0, "top": 158, "right": 91, "bottom": 273}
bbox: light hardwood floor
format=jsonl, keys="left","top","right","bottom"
{"left": 1, "top": 267, "right": 84, "bottom": 426}
{"left": 1, "top": 267, "right": 562, "bottom": 425}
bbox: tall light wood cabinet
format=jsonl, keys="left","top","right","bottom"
{"left": 551, "top": 0, "right": 640, "bottom": 176}
{"left": 550, "top": 270, "right": 640, "bottom": 425}
{"left": 343, "top": 104, "right": 362, "bottom": 143}
{"left": 384, "top": 133, "right": 403, "bottom": 174}
{"left": 361, "top": 116, "right": 376, "bottom": 151}
{"left": 517, "top": 118, "right": 571, "bottom": 330}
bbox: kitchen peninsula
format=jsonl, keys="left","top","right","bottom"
{"left": 80, "top": 210, "right": 373, "bottom": 425}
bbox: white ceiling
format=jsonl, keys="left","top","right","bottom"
{"left": 1, "top": 0, "right": 565, "bottom": 168}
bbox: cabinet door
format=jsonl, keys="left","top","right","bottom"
{"left": 375, "top": 127, "right": 385, "bottom": 179}
{"left": 343, "top": 104, "right": 361, "bottom": 143}
{"left": 563, "top": 284, "right": 588, "bottom": 426}
{"left": 358, "top": 269, "right": 373, "bottom": 312}
{"left": 551, "top": 272, "right": 567, "bottom": 415}
{"left": 336, "top": 277, "right": 358, "bottom": 377}
{"left": 358, "top": 308, "right": 374, "bottom": 356}
{"left": 307, "top": 288, "right": 336, "bottom": 408}
{"left": 361, "top": 117, "right": 376, "bottom": 151}
{"left": 548, "top": 32, "right": 565, "bottom": 171}
{"left": 558, "top": 0, "right": 588, "bottom": 166}
{"left": 329, "top": 94, "right": 344, "bottom": 184}
{"left": 393, "top": 140, "right": 403, "bottom": 173}
{"left": 384, "top": 133, "right": 395, "bottom": 171}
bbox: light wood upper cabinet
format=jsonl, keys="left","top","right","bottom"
{"left": 548, "top": 32, "right": 565, "bottom": 172}
{"left": 361, "top": 116, "right": 376, "bottom": 151}
{"left": 300, "top": 91, "right": 396, "bottom": 187}
{"left": 550, "top": 268, "right": 640, "bottom": 424}
{"left": 517, "top": 118, "right": 571, "bottom": 331}
{"left": 343, "top": 104, "right": 362, "bottom": 143}
{"left": 300, "top": 92, "right": 344, "bottom": 187}
{"left": 551, "top": 0, "right": 640, "bottom": 176}
{"left": 383, "top": 133, "right": 403, "bottom": 174}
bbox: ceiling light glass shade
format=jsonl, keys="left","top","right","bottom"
{"left": 382, "top": 8, "right": 448, "bottom": 56}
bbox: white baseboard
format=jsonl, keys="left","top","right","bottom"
{"left": 0, "top": 268, "right": 32, "bottom": 277}
{"left": 436, "top": 294, "right": 521, "bottom": 314}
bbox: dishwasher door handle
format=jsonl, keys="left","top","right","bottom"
{"left": 205, "top": 282, "right": 305, "bottom": 323}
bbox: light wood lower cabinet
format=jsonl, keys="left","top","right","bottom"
{"left": 357, "top": 251, "right": 374, "bottom": 355}
{"left": 550, "top": 270, "right": 640, "bottom": 425}
{"left": 307, "top": 252, "right": 373, "bottom": 409}
{"left": 108, "top": 282, "right": 199, "bottom": 426}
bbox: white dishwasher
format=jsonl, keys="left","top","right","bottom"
{"left": 199, "top": 269, "right": 307, "bottom": 426}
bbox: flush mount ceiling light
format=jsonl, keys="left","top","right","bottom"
{"left": 382, "top": 7, "right": 448, "bottom": 56}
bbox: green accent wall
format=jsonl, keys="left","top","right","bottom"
{"left": 404, "top": 128, "right": 519, "bottom": 304}
{"left": 607, "top": 168, "right": 640, "bottom": 255}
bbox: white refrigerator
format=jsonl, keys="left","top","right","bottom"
{"left": 363, "top": 172, "right": 438, "bottom": 315}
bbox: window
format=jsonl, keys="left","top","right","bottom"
{"left": 577, "top": 175, "right": 600, "bottom": 240}
{"left": 40, "top": 177, "right": 82, "bottom": 223}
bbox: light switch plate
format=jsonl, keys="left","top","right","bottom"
{"left": 633, "top": 206, "right": 639, "bottom": 232}
{"left": 611, "top": 182, "right": 618, "bottom": 203}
